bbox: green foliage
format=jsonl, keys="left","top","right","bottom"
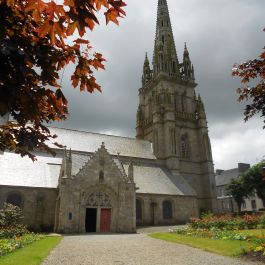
{"left": 242, "top": 162, "right": 265, "bottom": 204}
{"left": 226, "top": 177, "right": 251, "bottom": 212}
{"left": 0, "top": 203, "right": 27, "bottom": 239}
{"left": 0, "top": 236, "right": 62, "bottom": 265}
{"left": 226, "top": 161, "right": 265, "bottom": 208}
{"left": 0, "top": 203, "right": 23, "bottom": 227}
{"left": 0, "top": 233, "right": 43, "bottom": 256}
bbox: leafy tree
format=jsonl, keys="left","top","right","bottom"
{"left": 226, "top": 176, "right": 251, "bottom": 213}
{"left": 0, "top": 0, "right": 126, "bottom": 160}
{"left": 242, "top": 161, "right": 265, "bottom": 206}
{"left": 232, "top": 28, "right": 265, "bottom": 128}
{"left": 0, "top": 203, "right": 23, "bottom": 227}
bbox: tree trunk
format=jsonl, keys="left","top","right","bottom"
{"left": 236, "top": 201, "right": 241, "bottom": 213}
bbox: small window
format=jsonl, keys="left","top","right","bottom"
{"left": 69, "top": 212, "right": 73, "bottom": 220}
{"left": 163, "top": 200, "right": 172, "bottom": 219}
{"left": 6, "top": 193, "right": 23, "bottom": 208}
{"left": 99, "top": 170, "right": 104, "bottom": 182}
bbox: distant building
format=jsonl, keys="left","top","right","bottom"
{"left": 215, "top": 163, "right": 264, "bottom": 213}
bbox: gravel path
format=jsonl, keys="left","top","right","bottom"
{"left": 42, "top": 234, "right": 260, "bottom": 265}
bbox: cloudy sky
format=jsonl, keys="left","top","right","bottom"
{"left": 55, "top": 0, "right": 265, "bottom": 170}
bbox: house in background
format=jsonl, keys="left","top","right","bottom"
{"left": 215, "top": 163, "right": 264, "bottom": 213}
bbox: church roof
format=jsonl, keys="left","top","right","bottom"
{"left": 123, "top": 163, "right": 195, "bottom": 196}
{"left": 48, "top": 127, "right": 156, "bottom": 160}
{"left": 0, "top": 152, "right": 61, "bottom": 189}
{"left": 0, "top": 151, "right": 194, "bottom": 196}
{"left": 0, "top": 127, "right": 195, "bottom": 196}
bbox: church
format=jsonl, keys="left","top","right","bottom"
{"left": 0, "top": 0, "right": 217, "bottom": 233}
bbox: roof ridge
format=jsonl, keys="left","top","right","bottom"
{"left": 48, "top": 126, "right": 150, "bottom": 143}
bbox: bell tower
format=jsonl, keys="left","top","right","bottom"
{"left": 136, "top": 0, "right": 217, "bottom": 212}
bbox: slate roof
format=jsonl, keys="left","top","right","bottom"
{"left": 48, "top": 127, "right": 156, "bottom": 160}
{"left": 0, "top": 152, "right": 61, "bottom": 188}
{"left": 0, "top": 127, "right": 195, "bottom": 196}
{"left": 123, "top": 163, "right": 195, "bottom": 196}
{"left": 215, "top": 168, "right": 239, "bottom": 186}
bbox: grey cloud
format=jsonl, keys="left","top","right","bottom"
{"left": 53, "top": 0, "right": 265, "bottom": 168}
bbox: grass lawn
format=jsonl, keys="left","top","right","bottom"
{"left": 0, "top": 236, "right": 62, "bottom": 265}
{"left": 240, "top": 229, "right": 265, "bottom": 236}
{"left": 149, "top": 233, "right": 254, "bottom": 257}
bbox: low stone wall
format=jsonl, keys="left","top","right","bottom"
{"left": 0, "top": 185, "right": 58, "bottom": 231}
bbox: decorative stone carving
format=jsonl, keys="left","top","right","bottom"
{"left": 86, "top": 192, "right": 112, "bottom": 207}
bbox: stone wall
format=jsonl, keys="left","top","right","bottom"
{"left": 136, "top": 193, "right": 198, "bottom": 226}
{"left": 0, "top": 185, "right": 57, "bottom": 231}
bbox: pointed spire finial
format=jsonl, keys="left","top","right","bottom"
{"left": 153, "top": 0, "right": 180, "bottom": 77}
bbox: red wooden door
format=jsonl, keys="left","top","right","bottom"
{"left": 100, "top": 208, "right": 111, "bottom": 232}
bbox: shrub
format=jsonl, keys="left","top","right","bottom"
{"left": 0, "top": 203, "right": 23, "bottom": 227}
{"left": 0, "top": 203, "right": 28, "bottom": 239}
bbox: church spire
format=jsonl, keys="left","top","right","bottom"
{"left": 142, "top": 53, "right": 152, "bottom": 86}
{"left": 153, "top": 0, "right": 180, "bottom": 77}
{"left": 182, "top": 43, "right": 195, "bottom": 82}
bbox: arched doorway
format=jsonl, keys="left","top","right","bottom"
{"left": 85, "top": 191, "right": 112, "bottom": 233}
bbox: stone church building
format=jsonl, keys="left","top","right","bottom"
{"left": 0, "top": 0, "right": 217, "bottom": 233}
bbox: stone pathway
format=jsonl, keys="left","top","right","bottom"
{"left": 42, "top": 233, "right": 261, "bottom": 265}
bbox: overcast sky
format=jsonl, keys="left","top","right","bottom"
{"left": 54, "top": 0, "right": 265, "bottom": 170}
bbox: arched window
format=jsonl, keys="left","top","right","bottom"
{"left": 6, "top": 192, "right": 23, "bottom": 208}
{"left": 163, "top": 200, "right": 172, "bottom": 219}
{"left": 169, "top": 128, "right": 176, "bottom": 154}
{"left": 180, "top": 134, "right": 190, "bottom": 158}
{"left": 99, "top": 170, "right": 104, "bottom": 182}
{"left": 136, "top": 199, "right": 142, "bottom": 221}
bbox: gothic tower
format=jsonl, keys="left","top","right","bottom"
{"left": 136, "top": 0, "right": 217, "bottom": 212}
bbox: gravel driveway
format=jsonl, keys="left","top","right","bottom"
{"left": 42, "top": 233, "right": 260, "bottom": 265}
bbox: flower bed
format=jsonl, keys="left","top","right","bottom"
{"left": 190, "top": 213, "right": 265, "bottom": 230}
{"left": 172, "top": 213, "right": 265, "bottom": 262}
{"left": 0, "top": 233, "right": 43, "bottom": 256}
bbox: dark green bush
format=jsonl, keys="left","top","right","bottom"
{"left": 0, "top": 203, "right": 28, "bottom": 238}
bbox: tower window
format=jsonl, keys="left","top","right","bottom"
{"left": 180, "top": 134, "right": 190, "bottom": 158}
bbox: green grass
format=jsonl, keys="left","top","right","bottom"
{"left": 0, "top": 236, "right": 62, "bottom": 265}
{"left": 239, "top": 229, "right": 265, "bottom": 236}
{"left": 150, "top": 233, "right": 253, "bottom": 257}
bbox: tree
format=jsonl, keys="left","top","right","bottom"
{"left": 242, "top": 161, "right": 265, "bottom": 206}
{"left": 232, "top": 28, "right": 265, "bottom": 128}
{"left": 0, "top": 0, "right": 126, "bottom": 160}
{"left": 226, "top": 176, "right": 251, "bottom": 213}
